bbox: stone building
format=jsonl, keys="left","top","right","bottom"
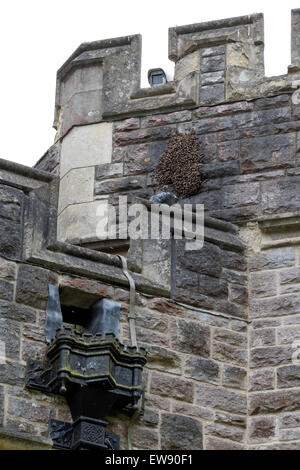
{"left": 2, "top": 9, "right": 300, "bottom": 450}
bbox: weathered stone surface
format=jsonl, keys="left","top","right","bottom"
{"left": 21, "top": 339, "right": 46, "bottom": 362}
{"left": 196, "top": 384, "right": 247, "bottom": 414}
{"left": 249, "top": 388, "right": 300, "bottom": 415}
{"left": 214, "top": 328, "right": 247, "bottom": 348}
{"left": 201, "top": 55, "right": 225, "bottom": 73}
{"left": 147, "top": 298, "right": 184, "bottom": 317}
{"left": 177, "top": 242, "right": 222, "bottom": 277}
{"left": 35, "top": 142, "right": 60, "bottom": 175}
{"left": 0, "top": 279, "right": 14, "bottom": 301}
{"left": 95, "top": 162, "right": 123, "bottom": 180}
{"left": 248, "top": 416, "right": 276, "bottom": 442}
{"left": 214, "top": 411, "right": 246, "bottom": 428}
{"left": 114, "top": 118, "right": 140, "bottom": 132}
{"left": 0, "top": 362, "right": 25, "bottom": 387}
{"left": 141, "top": 111, "right": 192, "bottom": 128}
{"left": 249, "top": 247, "right": 295, "bottom": 271}
{"left": 280, "top": 411, "right": 300, "bottom": 428}
{"left": 7, "top": 396, "right": 54, "bottom": 423}
{"left": 250, "top": 271, "right": 277, "bottom": 298}
{"left": 0, "top": 301, "right": 36, "bottom": 323}
{"left": 250, "top": 346, "right": 292, "bottom": 368}
{"left": 249, "top": 369, "right": 275, "bottom": 392}
{"left": 0, "top": 219, "right": 22, "bottom": 260}
{"left": 200, "top": 84, "right": 225, "bottom": 104}
{"left": 240, "top": 133, "right": 294, "bottom": 173}
{"left": 228, "top": 284, "right": 248, "bottom": 304}
{"left": 172, "top": 402, "right": 214, "bottom": 421}
{"left": 213, "top": 341, "right": 247, "bottom": 367}
{"left": 16, "top": 265, "right": 57, "bottom": 309}
{"left": 279, "top": 428, "right": 300, "bottom": 441}
{"left": 59, "top": 275, "right": 114, "bottom": 308}
{"left": 277, "top": 365, "right": 300, "bottom": 388}
{"left": 161, "top": 413, "right": 203, "bottom": 450}
{"left": 143, "top": 345, "right": 182, "bottom": 374}
{"left": 222, "top": 365, "right": 247, "bottom": 390}
{"left": 150, "top": 372, "right": 193, "bottom": 403}
{"left": 223, "top": 183, "right": 260, "bottom": 208}
{"left": 250, "top": 328, "right": 276, "bottom": 348}
{"left": 0, "top": 318, "right": 20, "bottom": 360}
{"left": 0, "top": 184, "right": 23, "bottom": 224}
{"left": 261, "top": 177, "right": 300, "bottom": 215}
{"left": 0, "top": 258, "right": 16, "bottom": 280}
{"left": 205, "top": 422, "right": 244, "bottom": 442}
{"left": 184, "top": 356, "right": 220, "bottom": 384}
{"left": 205, "top": 437, "right": 244, "bottom": 450}
{"left": 278, "top": 326, "right": 300, "bottom": 344}
{"left": 280, "top": 267, "right": 300, "bottom": 285}
{"left": 130, "top": 427, "right": 159, "bottom": 450}
{"left": 170, "top": 319, "right": 210, "bottom": 357}
{"left": 60, "top": 122, "right": 112, "bottom": 178}
{"left": 58, "top": 166, "right": 94, "bottom": 214}
{"left": 250, "top": 295, "right": 300, "bottom": 319}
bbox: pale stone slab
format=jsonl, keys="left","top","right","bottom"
{"left": 58, "top": 166, "right": 95, "bottom": 215}
{"left": 60, "top": 122, "right": 112, "bottom": 178}
{"left": 57, "top": 200, "right": 109, "bottom": 242}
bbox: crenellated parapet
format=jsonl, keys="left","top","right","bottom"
{"left": 53, "top": 10, "right": 300, "bottom": 143}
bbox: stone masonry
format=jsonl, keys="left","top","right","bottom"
{"left": 2, "top": 10, "right": 300, "bottom": 450}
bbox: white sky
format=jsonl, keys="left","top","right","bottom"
{"left": 1, "top": 0, "right": 299, "bottom": 167}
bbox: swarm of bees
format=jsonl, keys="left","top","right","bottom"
{"left": 153, "top": 132, "right": 204, "bottom": 199}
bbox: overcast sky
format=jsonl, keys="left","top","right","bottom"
{"left": 1, "top": 1, "right": 299, "bottom": 167}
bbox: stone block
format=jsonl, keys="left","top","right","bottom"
{"left": 7, "top": 396, "right": 54, "bottom": 424}
{"left": 212, "top": 342, "right": 247, "bottom": 367}
{"left": 0, "top": 362, "right": 25, "bottom": 386}
{"left": 249, "top": 389, "right": 300, "bottom": 415}
{"left": 60, "top": 122, "right": 112, "bottom": 178}
{"left": 250, "top": 328, "right": 276, "bottom": 348}
{"left": 130, "top": 427, "right": 159, "bottom": 450}
{"left": 170, "top": 319, "right": 210, "bottom": 357}
{"left": 200, "top": 84, "right": 225, "bottom": 104}
{"left": 184, "top": 356, "right": 220, "bottom": 384}
{"left": 0, "top": 279, "right": 14, "bottom": 301}
{"left": 248, "top": 416, "right": 276, "bottom": 442}
{"left": 222, "top": 365, "right": 247, "bottom": 390}
{"left": 250, "top": 346, "right": 292, "bottom": 368}
{"left": 250, "top": 271, "right": 277, "bottom": 298}
{"left": 240, "top": 134, "right": 294, "bottom": 173}
{"left": 205, "top": 422, "right": 244, "bottom": 442}
{"left": 214, "top": 411, "right": 246, "bottom": 428}
{"left": 0, "top": 301, "right": 36, "bottom": 323}
{"left": 223, "top": 183, "right": 260, "bottom": 208}
{"left": 0, "top": 258, "right": 16, "bottom": 280}
{"left": 16, "top": 265, "right": 57, "bottom": 309}
{"left": 205, "top": 437, "right": 244, "bottom": 450}
{"left": 141, "top": 111, "right": 192, "bottom": 128}
{"left": 58, "top": 166, "right": 95, "bottom": 214}
{"left": 57, "top": 200, "right": 109, "bottom": 242}
{"left": 277, "top": 365, "right": 300, "bottom": 388}
{"left": 278, "top": 326, "right": 300, "bottom": 344}
{"left": 249, "top": 247, "right": 296, "bottom": 271}
{"left": 214, "top": 328, "right": 247, "bottom": 348}
{"left": 249, "top": 369, "right": 275, "bottom": 392}
{"left": 114, "top": 118, "right": 140, "bottom": 132}
{"left": 150, "top": 372, "right": 193, "bottom": 403}
{"left": 201, "top": 55, "right": 225, "bottom": 73}
{"left": 196, "top": 384, "right": 247, "bottom": 414}
{"left": 161, "top": 413, "right": 203, "bottom": 450}
{"left": 250, "top": 295, "right": 300, "bottom": 319}
{"left": 0, "top": 219, "right": 22, "bottom": 260}
{"left": 262, "top": 177, "right": 300, "bottom": 215}
{"left": 172, "top": 402, "right": 214, "bottom": 421}
{"left": 0, "top": 318, "right": 20, "bottom": 360}
{"left": 280, "top": 412, "right": 300, "bottom": 428}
